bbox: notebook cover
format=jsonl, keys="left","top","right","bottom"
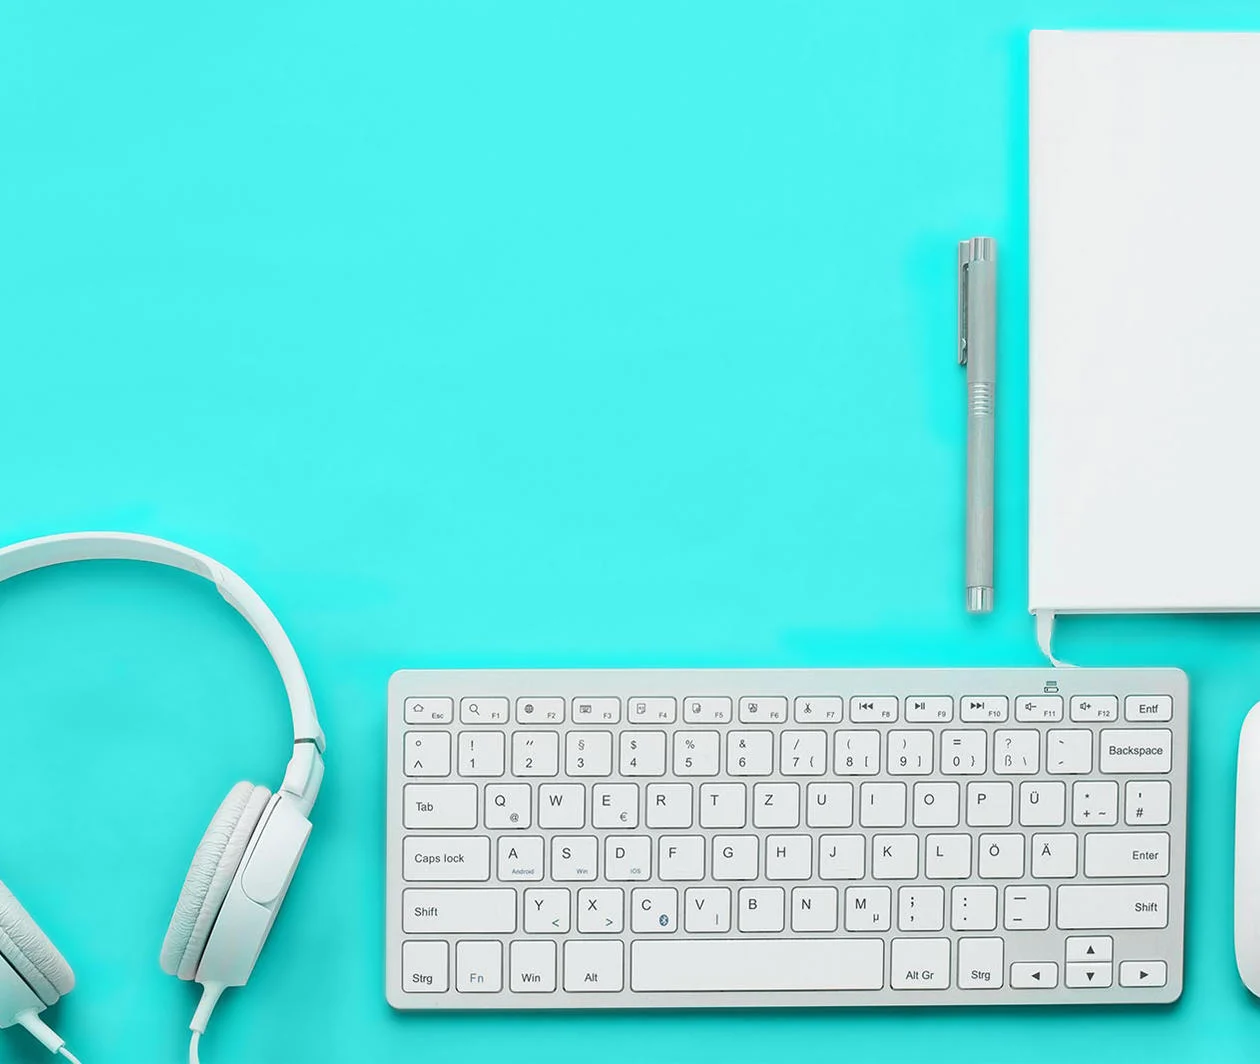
{"left": 1029, "top": 30, "right": 1260, "bottom": 615}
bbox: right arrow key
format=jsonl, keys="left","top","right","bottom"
{"left": 1119, "top": 960, "right": 1168, "bottom": 988}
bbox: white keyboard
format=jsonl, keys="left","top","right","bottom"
{"left": 385, "top": 668, "right": 1187, "bottom": 1008}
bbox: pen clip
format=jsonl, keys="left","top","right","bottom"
{"left": 957, "top": 236, "right": 995, "bottom": 367}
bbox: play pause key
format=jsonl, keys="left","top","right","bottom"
{"left": 1119, "top": 961, "right": 1167, "bottom": 987}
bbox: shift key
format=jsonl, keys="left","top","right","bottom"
{"left": 1057, "top": 884, "right": 1168, "bottom": 929}
{"left": 403, "top": 889, "right": 517, "bottom": 933}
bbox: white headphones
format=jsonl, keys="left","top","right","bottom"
{"left": 0, "top": 533, "right": 326, "bottom": 1064}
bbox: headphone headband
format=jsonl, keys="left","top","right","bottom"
{"left": 0, "top": 532, "right": 325, "bottom": 809}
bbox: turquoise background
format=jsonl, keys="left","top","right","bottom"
{"left": 2, "top": 2, "right": 1259, "bottom": 1061}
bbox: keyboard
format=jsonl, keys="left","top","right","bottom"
{"left": 385, "top": 668, "right": 1187, "bottom": 1008}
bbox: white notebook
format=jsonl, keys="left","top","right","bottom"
{"left": 1029, "top": 30, "right": 1260, "bottom": 617}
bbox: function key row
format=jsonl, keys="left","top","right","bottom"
{"left": 404, "top": 695, "right": 1174, "bottom": 727}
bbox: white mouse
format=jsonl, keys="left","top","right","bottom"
{"left": 1236, "top": 703, "right": 1260, "bottom": 992}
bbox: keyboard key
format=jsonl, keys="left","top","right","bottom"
{"left": 510, "top": 941, "right": 557, "bottom": 992}
{"left": 844, "top": 886, "right": 891, "bottom": 931}
{"left": 674, "top": 731, "right": 720, "bottom": 776}
{"left": 1099, "top": 729, "right": 1173, "bottom": 773}
{"left": 818, "top": 835, "right": 865, "bottom": 880}
{"left": 578, "top": 888, "right": 624, "bottom": 933}
{"left": 753, "top": 782, "right": 801, "bottom": 828}
{"left": 794, "top": 696, "right": 843, "bottom": 723}
{"left": 404, "top": 697, "right": 453, "bottom": 725}
{"left": 403, "top": 784, "right": 478, "bottom": 829}
{"left": 1015, "top": 696, "right": 1063, "bottom": 722}
{"left": 728, "top": 731, "right": 774, "bottom": 775}
{"left": 958, "top": 938, "right": 1004, "bottom": 988}
{"left": 1019, "top": 781, "right": 1066, "bottom": 826}
{"left": 978, "top": 834, "right": 1024, "bottom": 879}
{"left": 1010, "top": 961, "right": 1058, "bottom": 989}
{"left": 859, "top": 782, "right": 906, "bottom": 827}
{"left": 512, "top": 732, "right": 560, "bottom": 777}
{"left": 1065, "top": 962, "right": 1112, "bottom": 988}
{"left": 403, "top": 888, "right": 517, "bottom": 933}
{"left": 524, "top": 888, "right": 571, "bottom": 933}
{"left": 1047, "top": 730, "right": 1093, "bottom": 774}
{"left": 1056, "top": 884, "right": 1169, "bottom": 929}
{"left": 457, "top": 731, "right": 505, "bottom": 777}
{"left": 765, "top": 835, "right": 812, "bottom": 880}
{"left": 683, "top": 696, "right": 732, "bottom": 723}
{"left": 403, "top": 836, "right": 491, "bottom": 882}
{"left": 1072, "top": 781, "right": 1118, "bottom": 826}
{"left": 551, "top": 836, "right": 598, "bottom": 881}
{"left": 565, "top": 731, "right": 613, "bottom": 776}
{"left": 1083, "top": 832, "right": 1170, "bottom": 877}
{"left": 961, "top": 697, "right": 1008, "bottom": 723}
{"left": 951, "top": 885, "right": 997, "bottom": 930}
{"left": 780, "top": 731, "right": 828, "bottom": 775}
{"left": 605, "top": 836, "right": 651, "bottom": 880}
{"left": 405, "top": 732, "right": 451, "bottom": 777}
{"left": 738, "top": 887, "right": 785, "bottom": 932}
{"left": 1125, "top": 696, "right": 1172, "bottom": 722}
{"left": 460, "top": 697, "right": 509, "bottom": 724}
{"left": 891, "top": 938, "right": 951, "bottom": 990}
{"left": 1119, "top": 960, "right": 1167, "bottom": 988}
{"left": 832, "top": 730, "right": 879, "bottom": 775}
{"left": 913, "top": 782, "right": 961, "bottom": 827}
{"left": 1003, "top": 885, "right": 1050, "bottom": 930}
{"left": 590, "top": 783, "right": 638, "bottom": 829}
{"left": 897, "top": 885, "right": 945, "bottom": 931}
{"left": 1070, "top": 695, "right": 1118, "bottom": 722}
{"left": 791, "top": 886, "right": 839, "bottom": 932}
{"left": 887, "top": 730, "right": 934, "bottom": 776}
{"left": 905, "top": 696, "right": 953, "bottom": 723}
{"left": 1031, "top": 833, "right": 1078, "bottom": 878}
{"left": 850, "top": 697, "right": 898, "bottom": 723}
{"left": 516, "top": 697, "right": 565, "bottom": 724}
{"left": 993, "top": 730, "right": 1039, "bottom": 775}
{"left": 658, "top": 836, "right": 705, "bottom": 880}
{"left": 538, "top": 784, "right": 585, "bottom": 829}
{"left": 645, "top": 783, "right": 693, "bottom": 829}
{"left": 633, "top": 888, "right": 679, "bottom": 933}
{"left": 712, "top": 835, "right": 759, "bottom": 880}
{"left": 485, "top": 783, "right": 531, "bottom": 829}
{"left": 563, "top": 941, "right": 624, "bottom": 992}
{"left": 456, "top": 941, "right": 502, "bottom": 993}
{"left": 941, "top": 731, "right": 986, "bottom": 775}
{"left": 572, "top": 697, "right": 621, "bottom": 724}
{"left": 630, "top": 939, "right": 885, "bottom": 992}
{"left": 402, "top": 941, "right": 448, "bottom": 993}
{"left": 739, "top": 696, "right": 787, "bottom": 723}
{"left": 1066, "top": 935, "right": 1112, "bottom": 962}
{"left": 925, "top": 834, "right": 971, "bottom": 879}
{"left": 698, "top": 782, "right": 746, "bottom": 828}
{"left": 967, "top": 782, "right": 1013, "bottom": 827}
{"left": 1125, "top": 780, "right": 1172, "bottom": 826}
{"left": 620, "top": 731, "right": 667, "bottom": 776}
{"left": 684, "top": 887, "right": 732, "bottom": 932}
{"left": 806, "top": 782, "right": 854, "bottom": 828}
{"left": 629, "top": 697, "right": 677, "bottom": 724}
{"left": 497, "top": 836, "right": 543, "bottom": 881}
{"left": 871, "top": 835, "right": 918, "bottom": 879}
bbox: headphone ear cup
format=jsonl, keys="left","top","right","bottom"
{"left": 0, "top": 880, "right": 74, "bottom": 1007}
{"left": 160, "top": 782, "right": 271, "bottom": 981}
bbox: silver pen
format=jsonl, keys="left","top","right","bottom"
{"left": 958, "top": 237, "right": 996, "bottom": 613}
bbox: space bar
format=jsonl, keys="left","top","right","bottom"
{"left": 630, "top": 939, "right": 885, "bottom": 992}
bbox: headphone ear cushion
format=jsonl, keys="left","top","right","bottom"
{"left": 0, "top": 879, "right": 75, "bottom": 1007}
{"left": 160, "top": 782, "right": 272, "bottom": 981}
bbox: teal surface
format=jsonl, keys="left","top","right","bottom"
{"left": 2, "top": 2, "right": 1260, "bottom": 1061}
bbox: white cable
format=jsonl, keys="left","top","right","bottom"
{"left": 58, "top": 1050, "right": 82, "bottom": 1064}
{"left": 189, "top": 1030, "right": 201, "bottom": 1064}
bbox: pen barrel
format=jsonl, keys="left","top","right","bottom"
{"left": 965, "top": 381, "right": 995, "bottom": 608}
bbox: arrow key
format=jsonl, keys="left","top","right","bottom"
{"left": 1066, "top": 935, "right": 1113, "bottom": 962}
{"left": 1011, "top": 961, "right": 1059, "bottom": 988}
{"left": 1066, "top": 962, "right": 1113, "bottom": 988}
{"left": 1119, "top": 960, "right": 1167, "bottom": 988}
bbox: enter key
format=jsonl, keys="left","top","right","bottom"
{"left": 1084, "top": 832, "right": 1170, "bottom": 877}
